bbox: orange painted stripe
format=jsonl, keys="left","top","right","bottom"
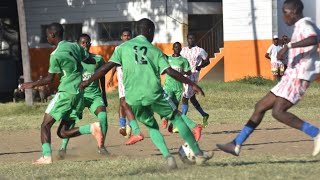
{"left": 224, "top": 39, "right": 274, "bottom": 82}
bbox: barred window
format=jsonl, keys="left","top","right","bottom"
{"left": 98, "top": 21, "right": 135, "bottom": 42}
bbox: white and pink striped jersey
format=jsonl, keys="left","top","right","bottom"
{"left": 180, "top": 46, "right": 208, "bottom": 74}
{"left": 286, "top": 17, "right": 320, "bottom": 81}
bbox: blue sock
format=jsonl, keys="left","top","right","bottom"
{"left": 191, "top": 98, "right": 207, "bottom": 116}
{"left": 234, "top": 125, "right": 255, "bottom": 145}
{"left": 119, "top": 118, "right": 126, "bottom": 128}
{"left": 182, "top": 104, "right": 188, "bottom": 115}
{"left": 301, "top": 122, "right": 319, "bottom": 138}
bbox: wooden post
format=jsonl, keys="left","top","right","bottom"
{"left": 16, "top": 0, "right": 33, "bottom": 106}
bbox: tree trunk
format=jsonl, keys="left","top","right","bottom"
{"left": 16, "top": 0, "right": 33, "bottom": 106}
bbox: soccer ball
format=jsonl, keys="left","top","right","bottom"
{"left": 178, "top": 142, "right": 196, "bottom": 164}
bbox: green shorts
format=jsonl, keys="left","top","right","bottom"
{"left": 130, "top": 95, "right": 175, "bottom": 127}
{"left": 45, "top": 91, "right": 83, "bottom": 121}
{"left": 83, "top": 93, "right": 106, "bottom": 114}
{"left": 163, "top": 87, "right": 183, "bottom": 107}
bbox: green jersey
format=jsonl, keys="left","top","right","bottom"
{"left": 82, "top": 53, "right": 105, "bottom": 96}
{"left": 109, "top": 35, "right": 170, "bottom": 106}
{"left": 164, "top": 55, "right": 191, "bottom": 90}
{"left": 48, "top": 41, "right": 88, "bottom": 94}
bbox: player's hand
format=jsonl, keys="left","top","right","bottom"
{"left": 277, "top": 46, "right": 288, "bottom": 60}
{"left": 191, "top": 84, "right": 205, "bottom": 97}
{"left": 20, "top": 82, "right": 33, "bottom": 90}
{"left": 196, "top": 66, "right": 201, "bottom": 71}
{"left": 79, "top": 80, "right": 89, "bottom": 91}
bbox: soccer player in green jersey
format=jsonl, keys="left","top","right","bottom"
{"left": 21, "top": 23, "right": 103, "bottom": 165}
{"left": 107, "top": 28, "right": 144, "bottom": 144}
{"left": 58, "top": 34, "right": 109, "bottom": 159}
{"left": 162, "top": 42, "right": 202, "bottom": 141}
{"left": 80, "top": 18, "right": 213, "bottom": 168}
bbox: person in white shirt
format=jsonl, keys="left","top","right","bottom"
{"left": 180, "top": 33, "right": 210, "bottom": 128}
{"left": 265, "top": 35, "right": 284, "bottom": 81}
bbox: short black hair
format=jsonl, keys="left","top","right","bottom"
{"left": 77, "top": 33, "right": 91, "bottom": 42}
{"left": 47, "top": 23, "right": 64, "bottom": 38}
{"left": 284, "top": 0, "right": 304, "bottom": 14}
{"left": 173, "top": 42, "right": 181, "bottom": 46}
{"left": 136, "top": 18, "right": 155, "bottom": 35}
{"left": 121, "top": 28, "right": 132, "bottom": 35}
{"left": 187, "top": 32, "right": 196, "bottom": 38}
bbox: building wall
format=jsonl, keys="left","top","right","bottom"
{"left": 223, "top": 0, "right": 274, "bottom": 81}
{"left": 24, "top": 0, "right": 188, "bottom": 90}
{"left": 277, "top": 0, "right": 319, "bottom": 38}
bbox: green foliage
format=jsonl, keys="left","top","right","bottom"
{"left": 236, "top": 76, "right": 275, "bottom": 86}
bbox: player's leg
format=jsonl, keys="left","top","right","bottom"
{"left": 272, "top": 80, "right": 320, "bottom": 156}
{"left": 153, "top": 96, "right": 213, "bottom": 165}
{"left": 33, "top": 92, "right": 72, "bottom": 164}
{"left": 190, "top": 95, "right": 209, "bottom": 128}
{"left": 58, "top": 122, "right": 75, "bottom": 159}
{"left": 57, "top": 93, "right": 103, "bottom": 148}
{"left": 123, "top": 100, "right": 144, "bottom": 145}
{"left": 216, "top": 92, "right": 276, "bottom": 156}
{"left": 118, "top": 97, "right": 127, "bottom": 136}
{"left": 181, "top": 97, "right": 189, "bottom": 115}
{"left": 32, "top": 113, "right": 56, "bottom": 164}
{"left": 131, "top": 104, "right": 177, "bottom": 169}
{"left": 58, "top": 96, "right": 87, "bottom": 158}
{"left": 90, "top": 96, "right": 109, "bottom": 154}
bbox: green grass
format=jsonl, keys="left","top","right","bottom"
{"left": 3, "top": 80, "right": 320, "bottom": 130}
{"left": 1, "top": 156, "right": 319, "bottom": 179}
{"left": 1, "top": 79, "right": 320, "bottom": 179}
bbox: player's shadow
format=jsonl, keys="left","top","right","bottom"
{"left": 0, "top": 150, "right": 41, "bottom": 156}
{"left": 203, "top": 127, "right": 289, "bottom": 135}
{"left": 210, "top": 159, "right": 320, "bottom": 167}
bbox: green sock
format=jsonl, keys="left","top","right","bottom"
{"left": 129, "top": 120, "right": 141, "bottom": 135}
{"left": 181, "top": 114, "right": 197, "bottom": 129}
{"left": 97, "top": 112, "right": 108, "bottom": 142}
{"left": 60, "top": 123, "right": 75, "bottom": 150}
{"left": 170, "top": 114, "right": 201, "bottom": 155}
{"left": 42, "top": 143, "right": 52, "bottom": 156}
{"left": 148, "top": 126, "right": 171, "bottom": 158}
{"left": 79, "top": 124, "right": 91, "bottom": 135}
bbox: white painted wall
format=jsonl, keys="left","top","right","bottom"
{"left": 24, "top": 0, "right": 188, "bottom": 48}
{"left": 223, "top": 0, "right": 273, "bottom": 41}
{"left": 277, "top": 0, "right": 319, "bottom": 39}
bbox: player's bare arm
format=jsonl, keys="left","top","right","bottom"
{"left": 265, "top": 53, "right": 271, "bottom": 59}
{"left": 80, "top": 61, "right": 117, "bottom": 91}
{"left": 20, "top": 73, "right": 55, "bottom": 90}
{"left": 278, "top": 36, "right": 318, "bottom": 59}
{"left": 288, "top": 36, "right": 318, "bottom": 48}
{"left": 164, "top": 67, "right": 205, "bottom": 96}
{"left": 196, "top": 57, "right": 210, "bottom": 71}
{"left": 107, "top": 66, "right": 117, "bottom": 87}
{"left": 100, "top": 75, "right": 108, "bottom": 107}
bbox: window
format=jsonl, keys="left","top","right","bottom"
{"left": 98, "top": 21, "right": 136, "bottom": 42}
{"left": 40, "top": 23, "right": 82, "bottom": 43}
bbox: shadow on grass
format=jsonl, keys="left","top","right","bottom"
{"left": 204, "top": 127, "right": 289, "bottom": 135}
{"left": 210, "top": 159, "right": 320, "bottom": 167}
{"left": 0, "top": 150, "right": 41, "bottom": 156}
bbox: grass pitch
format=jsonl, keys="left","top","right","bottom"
{"left": 1, "top": 80, "right": 320, "bottom": 179}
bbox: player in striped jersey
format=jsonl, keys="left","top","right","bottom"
{"left": 180, "top": 33, "right": 210, "bottom": 128}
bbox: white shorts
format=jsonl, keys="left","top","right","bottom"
{"left": 271, "top": 74, "right": 310, "bottom": 104}
{"left": 183, "top": 72, "right": 199, "bottom": 98}
{"left": 116, "top": 66, "right": 125, "bottom": 98}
